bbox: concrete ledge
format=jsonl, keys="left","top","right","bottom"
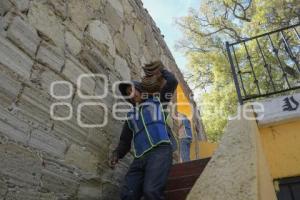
{"left": 187, "top": 105, "right": 277, "bottom": 200}
{"left": 253, "top": 93, "right": 300, "bottom": 128}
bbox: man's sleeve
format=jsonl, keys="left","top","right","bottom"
{"left": 160, "top": 69, "right": 178, "bottom": 103}
{"left": 114, "top": 121, "right": 133, "bottom": 159}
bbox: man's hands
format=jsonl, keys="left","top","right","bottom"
{"left": 109, "top": 150, "right": 119, "bottom": 169}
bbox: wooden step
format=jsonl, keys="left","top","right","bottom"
{"left": 169, "top": 158, "right": 210, "bottom": 177}
{"left": 165, "top": 187, "right": 191, "bottom": 200}
{"left": 166, "top": 174, "right": 200, "bottom": 191}
{"left": 165, "top": 158, "right": 211, "bottom": 200}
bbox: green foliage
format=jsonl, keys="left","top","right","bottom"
{"left": 178, "top": 0, "right": 300, "bottom": 142}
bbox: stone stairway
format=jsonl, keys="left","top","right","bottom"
{"left": 165, "top": 158, "right": 211, "bottom": 200}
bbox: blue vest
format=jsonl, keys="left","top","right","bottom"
{"left": 127, "top": 97, "right": 171, "bottom": 158}
{"left": 183, "top": 118, "right": 193, "bottom": 139}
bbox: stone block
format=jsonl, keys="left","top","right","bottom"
{"left": 52, "top": 119, "right": 87, "bottom": 146}
{"left": 0, "top": 17, "right": 5, "bottom": 36}
{"left": 28, "top": 0, "right": 64, "bottom": 47}
{"left": 79, "top": 47, "right": 113, "bottom": 73}
{"left": 68, "top": 0, "right": 90, "bottom": 30}
{"left": 65, "top": 31, "right": 81, "bottom": 55}
{"left": 10, "top": 0, "right": 30, "bottom": 12}
{"left": 65, "top": 144, "right": 99, "bottom": 174}
{"left": 5, "top": 188, "right": 46, "bottom": 200}
{"left": 17, "top": 86, "right": 53, "bottom": 131}
{"left": 114, "top": 33, "right": 130, "bottom": 57}
{"left": 48, "top": 0, "right": 67, "bottom": 19}
{"left": 0, "top": 0, "right": 12, "bottom": 16}
{"left": 0, "top": 66, "right": 22, "bottom": 107}
{"left": 114, "top": 55, "right": 130, "bottom": 80}
{"left": 103, "top": 3, "right": 123, "bottom": 32}
{"left": 85, "top": 129, "right": 110, "bottom": 156}
{"left": 36, "top": 41, "right": 64, "bottom": 73}
{"left": 64, "top": 20, "right": 83, "bottom": 40}
{"left": 7, "top": 16, "right": 41, "bottom": 57}
{"left": 101, "top": 183, "right": 120, "bottom": 200}
{"left": 72, "top": 95, "right": 107, "bottom": 127}
{"left": 63, "top": 56, "right": 95, "bottom": 95}
{"left": 0, "top": 144, "right": 42, "bottom": 186}
{"left": 124, "top": 25, "right": 140, "bottom": 55}
{"left": 28, "top": 129, "right": 67, "bottom": 158}
{"left": 0, "top": 105, "right": 30, "bottom": 144}
{"left": 78, "top": 181, "right": 102, "bottom": 200}
{"left": 33, "top": 65, "right": 72, "bottom": 98}
{"left": 134, "top": 21, "right": 145, "bottom": 43}
{"left": 5, "top": 188, "right": 57, "bottom": 200}
{"left": 41, "top": 159, "right": 79, "bottom": 198}
{"left": 87, "top": 20, "right": 116, "bottom": 57}
{"left": 0, "top": 35, "right": 33, "bottom": 79}
{"left": 0, "top": 179, "right": 7, "bottom": 198}
{"left": 109, "top": 0, "right": 124, "bottom": 17}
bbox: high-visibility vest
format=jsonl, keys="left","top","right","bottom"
{"left": 182, "top": 118, "right": 193, "bottom": 139}
{"left": 127, "top": 97, "right": 171, "bottom": 158}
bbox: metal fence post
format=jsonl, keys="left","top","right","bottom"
{"left": 226, "top": 42, "right": 243, "bottom": 105}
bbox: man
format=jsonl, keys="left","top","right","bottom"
{"left": 110, "top": 61, "right": 178, "bottom": 200}
{"left": 178, "top": 113, "right": 193, "bottom": 162}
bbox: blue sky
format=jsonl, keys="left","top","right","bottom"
{"left": 142, "top": 0, "right": 200, "bottom": 73}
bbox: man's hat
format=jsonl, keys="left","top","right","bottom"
{"left": 118, "top": 81, "right": 142, "bottom": 97}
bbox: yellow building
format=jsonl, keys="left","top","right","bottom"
{"left": 175, "top": 84, "right": 218, "bottom": 161}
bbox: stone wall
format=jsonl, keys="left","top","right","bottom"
{"left": 0, "top": 0, "right": 198, "bottom": 199}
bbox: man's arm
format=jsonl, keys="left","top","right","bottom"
{"left": 160, "top": 69, "right": 178, "bottom": 103}
{"left": 114, "top": 121, "right": 133, "bottom": 159}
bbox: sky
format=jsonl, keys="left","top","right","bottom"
{"left": 141, "top": 0, "right": 200, "bottom": 73}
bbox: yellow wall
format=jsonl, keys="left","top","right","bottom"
{"left": 176, "top": 84, "right": 193, "bottom": 119}
{"left": 259, "top": 119, "right": 300, "bottom": 179}
{"left": 190, "top": 141, "right": 218, "bottom": 159}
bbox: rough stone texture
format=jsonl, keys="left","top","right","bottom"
{"left": 0, "top": 0, "right": 13, "bottom": 16}
{"left": 0, "top": 0, "right": 202, "bottom": 199}
{"left": 0, "top": 65, "right": 22, "bottom": 107}
{"left": 65, "top": 144, "right": 99, "bottom": 174}
{"left": 36, "top": 41, "right": 65, "bottom": 72}
{"left": 124, "top": 25, "right": 140, "bottom": 55}
{"left": 7, "top": 16, "right": 40, "bottom": 57}
{"left": 87, "top": 20, "right": 116, "bottom": 57}
{"left": 78, "top": 181, "right": 102, "bottom": 200}
{"left": 63, "top": 56, "right": 95, "bottom": 94}
{"left": 0, "top": 144, "right": 42, "bottom": 186}
{"left": 10, "top": 0, "right": 30, "bottom": 12}
{"left": 0, "top": 35, "right": 33, "bottom": 79}
{"left": 41, "top": 159, "right": 79, "bottom": 198}
{"left": 65, "top": 31, "right": 81, "bottom": 55}
{"left": 28, "top": 129, "right": 67, "bottom": 158}
{"left": 0, "top": 179, "right": 7, "bottom": 199}
{"left": 103, "top": 2, "right": 123, "bottom": 32}
{"left": 0, "top": 105, "right": 30, "bottom": 145}
{"left": 115, "top": 55, "right": 131, "bottom": 80}
{"left": 28, "top": 0, "right": 64, "bottom": 47}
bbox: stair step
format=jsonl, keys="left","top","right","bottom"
{"left": 169, "top": 158, "right": 210, "bottom": 177}
{"left": 166, "top": 174, "right": 199, "bottom": 191}
{"left": 165, "top": 187, "right": 191, "bottom": 200}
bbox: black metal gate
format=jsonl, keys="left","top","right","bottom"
{"left": 276, "top": 176, "right": 300, "bottom": 200}
{"left": 226, "top": 24, "right": 300, "bottom": 104}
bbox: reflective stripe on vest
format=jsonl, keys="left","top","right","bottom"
{"left": 127, "top": 97, "right": 170, "bottom": 158}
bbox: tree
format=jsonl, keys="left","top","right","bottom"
{"left": 177, "top": 0, "right": 300, "bottom": 142}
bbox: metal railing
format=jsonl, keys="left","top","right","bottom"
{"left": 226, "top": 23, "right": 300, "bottom": 104}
